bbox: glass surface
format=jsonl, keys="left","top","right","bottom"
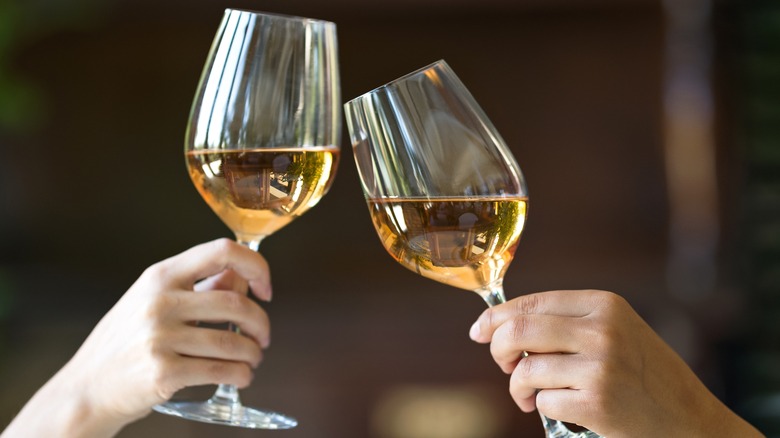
{"left": 153, "top": 8, "right": 340, "bottom": 429}
{"left": 345, "top": 60, "right": 599, "bottom": 438}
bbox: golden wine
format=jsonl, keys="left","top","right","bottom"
{"left": 187, "top": 147, "right": 339, "bottom": 241}
{"left": 367, "top": 197, "right": 528, "bottom": 292}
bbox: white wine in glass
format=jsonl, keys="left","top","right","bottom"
{"left": 153, "top": 9, "right": 340, "bottom": 429}
{"left": 186, "top": 147, "right": 339, "bottom": 243}
{"left": 345, "top": 60, "right": 600, "bottom": 438}
{"left": 368, "top": 197, "right": 527, "bottom": 295}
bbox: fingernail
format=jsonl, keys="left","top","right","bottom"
{"left": 469, "top": 321, "right": 480, "bottom": 340}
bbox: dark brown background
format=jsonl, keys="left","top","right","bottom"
{"left": 1, "top": 0, "right": 777, "bottom": 436}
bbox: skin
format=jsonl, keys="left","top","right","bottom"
{"left": 2, "top": 260, "right": 764, "bottom": 437}
{"left": 469, "top": 289, "right": 764, "bottom": 438}
{"left": 2, "top": 238, "right": 273, "bottom": 438}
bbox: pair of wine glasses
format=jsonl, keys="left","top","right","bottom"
{"left": 152, "top": 8, "right": 598, "bottom": 438}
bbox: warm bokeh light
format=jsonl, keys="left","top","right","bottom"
{"left": 371, "top": 384, "right": 508, "bottom": 438}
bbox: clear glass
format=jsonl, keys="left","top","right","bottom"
{"left": 152, "top": 8, "right": 341, "bottom": 429}
{"left": 344, "top": 60, "right": 599, "bottom": 438}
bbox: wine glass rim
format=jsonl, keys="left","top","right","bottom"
{"left": 344, "top": 59, "right": 449, "bottom": 106}
{"left": 224, "top": 8, "right": 336, "bottom": 26}
{"left": 368, "top": 194, "right": 529, "bottom": 201}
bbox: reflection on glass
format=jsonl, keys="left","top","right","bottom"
{"left": 152, "top": 8, "right": 340, "bottom": 429}
{"left": 346, "top": 60, "right": 599, "bottom": 437}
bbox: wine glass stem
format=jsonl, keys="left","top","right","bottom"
{"left": 208, "top": 237, "right": 266, "bottom": 407}
{"left": 213, "top": 383, "right": 241, "bottom": 405}
{"left": 237, "top": 238, "right": 263, "bottom": 252}
{"left": 481, "top": 287, "right": 506, "bottom": 307}
{"left": 479, "top": 285, "right": 598, "bottom": 438}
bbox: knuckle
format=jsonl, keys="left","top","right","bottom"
{"left": 515, "top": 356, "right": 536, "bottom": 381}
{"left": 535, "top": 390, "right": 558, "bottom": 419}
{"left": 592, "top": 290, "right": 629, "bottom": 314}
{"left": 483, "top": 307, "right": 496, "bottom": 330}
{"left": 143, "top": 259, "right": 173, "bottom": 283}
{"left": 514, "top": 293, "right": 542, "bottom": 315}
{"left": 217, "top": 331, "right": 238, "bottom": 353}
{"left": 146, "top": 332, "right": 169, "bottom": 358}
{"left": 150, "top": 356, "right": 179, "bottom": 401}
{"left": 508, "top": 377, "right": 524, "bottom": 399}
{"left": 489, "top": 339, "right": 503, "bottom": 363}
{"left": 219, "top": 290, "right": 246, "bottom": 311}
{"left": 145, "top": 293, "right": 182, "bottom": 321}
{"left": 206, "top": 361, "right": 251, "bottom": 387}
{"left": 589, "top": 359, "right": 612, "bottom": 388}
{"left": 584, "top": 363, "right": 620, "bottom": 416}
{"left": 206, "top": 361, "right": 230, "bottom": 381}
{"left": 508, "top": 377, "right": 533, "bottom": 407}
{"left": 211, "top": 238, "right": 237, "bottom": 257}
{"left": 586, "top": 387, "right": 614, "bottom": 420}
{"left": 508, "top": 315, "right": 531, "bottom": 342}
{"left": 589, "top": 318, "right": 622, "bottom": 353}
{"left": 602, "top": 290, "right": 628, "bottom": 310}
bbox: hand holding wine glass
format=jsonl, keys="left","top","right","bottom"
{"left": 469, "top": 290, "right": 765, "bottom": 437}
{"left": 153, "top": 8, "right": 340, "bottom": 429}
{"left": 344, "top": 60, "right": 598, "bottom": 437}
{"left": 1, "top": 239, "right": 273, "bottom": 438}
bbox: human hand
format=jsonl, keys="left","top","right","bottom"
{"left": 45, "top": 239, "right": 272, "bottom": 436}
{"left": 469, "top": 290, "right": 763, "bottom": 437}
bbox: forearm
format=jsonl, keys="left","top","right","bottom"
{"left": 702, "top": 398, "right": 764, "bottom": 438}
{"left": 2, "top": 363, "right": 129, "bottom": 438}
{"left": 652, "top": 347, "right": 765, "bottom": 438}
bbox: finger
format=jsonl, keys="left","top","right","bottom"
{"left": 171, "top": 326, "right": 263, "bottom": 368}
{"left": 489, "top": 313, "right": 588, "bottom": 372}
{"left": 175, "top": 290, "right": 270, "bottom": 348}
{"left": 158, "top": 239, "right": 272, "bottom": 301}
{"left": 535, "top": 388, "right": 597, "bottom": 430}
{"left": 194, "top": 269, "right": 249, "bottom": 295}
{"left": 163, "top": 356, "right": 255, "bottom": 394}
{"left": 513, "top": 392, "right": 537, "bottom": 413}
{"left": 509, "top": 353, "right": 591, "bottom": 406}
{"left": 470, "top": 290, "right": 607, "bottom": 343}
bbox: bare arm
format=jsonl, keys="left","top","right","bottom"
{"left": 2, "top": 238, "right": 273, "bottom": 438}
{"left": 469, "top": 290, "right": 764, "bottom": 438}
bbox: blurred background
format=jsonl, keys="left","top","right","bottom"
{"left": 0, "top": 0, "right": 778, "bottom": 436}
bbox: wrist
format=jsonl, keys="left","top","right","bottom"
{"left": 702, "top": 398, "right": 764, "bottom": 437}
{"left": 4, "top": 361, "right": 129, "bottom": 438}
{"left": 55, "top": 360, "right": 133, "bottom": 438}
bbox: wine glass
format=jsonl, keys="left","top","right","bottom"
{"left": 344, "top": 60, "right": 599, "bottom": 438}
{"left": 152, "top": 9, "right": 340, "bottom": 429}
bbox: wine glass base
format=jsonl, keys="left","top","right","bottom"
{"left": 153, "top": 399, "right": 298, "bottom": 429}
{"left": 542, "top": 414, "right": 601, "bottom": 438}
